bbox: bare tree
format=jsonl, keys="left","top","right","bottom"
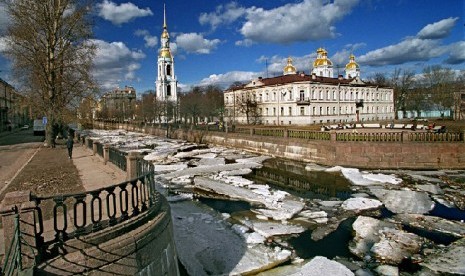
{"left": 236, "top": 90, "right": 260, "bottom": 124}
{"left": 391, "top": 68, "right": 415, "bottom": 119}
{"left": 421, "top": 66, "right": 455, "bottom": 118}
{"left": 2, "top": 0, "right": 96, "bottom": 145}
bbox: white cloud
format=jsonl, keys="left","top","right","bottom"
{"left": 134, "top": 29, "right": 158, "bottom": 48}
{"left": 444, "top": 41, "right": 465, "bottom": 65}
{"left": 201, "top": 0, "right": 359, "bottom": 44}
{"left": 97, "top": 0, "right": 153, "bottom": 25}
{"left": 358, "top": 38, "right": 446, "bottom": 66}
{"left": 199, "top": 2, "right": 246, "bottom": 30}
{"left": 91, "top": 39, "right": 146, "bottom": 89}
{"left": 417, "top": 17, "right": 459, "bottom": 39}
{"left": 175, "top": 33, "right": 221, "bottom": 54}
{"left": 235, "top": 39, "right": 255, "bottom": 47}
{"left": 199, "top": 71, "right": 260, "bottom": 87}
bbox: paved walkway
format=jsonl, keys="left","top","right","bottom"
{"left": 0, "top": 143, "right": 127, "bottom": 259}
{"left": 72, "top": 144, "right": 127, "bottom": 191}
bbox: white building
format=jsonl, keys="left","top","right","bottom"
{"left": 156, "top": 5, "right": 177, "bottom": 103}
{"left": 224, "top": 49, "right": 395, "bottom": 125}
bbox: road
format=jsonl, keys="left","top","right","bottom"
{"left": 0, "top": 128, "right": 44, "bottom": 197}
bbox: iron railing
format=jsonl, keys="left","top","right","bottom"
{"left": 96, "top": 142, "right": 104, "bottom": 157}
{"left": 86, "top": 138, "right": 93, "bottom": 149}
{"left": 30, "top": 158, "right": 159, "bottom": 260}
{"left": 109, "top": 147, "right": 127, "bottom": 171}
{"left": 288, "top": 130, "right": 331, "bottom": 140}
{"left": 336, "top": 132, "right": 403, "bottom": 142}
{"left": 1, "top": 207, "right": 22, "bottom": 276}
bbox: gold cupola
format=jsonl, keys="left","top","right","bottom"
{"left": 313, "top": 48, "right": 333, "bottom": 68}
{"left": 345, "top": 54, "right": 359, "bottom": 70}
{"left": 283, "top": 56, "right": 297, "bottom": 75}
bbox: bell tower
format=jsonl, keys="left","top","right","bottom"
{"left": 156, "top": 5, "right": 177, "bottom": 102}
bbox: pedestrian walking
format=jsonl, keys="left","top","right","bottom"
{"left": 66, "top": 135, "right": 74, "bottom": 159}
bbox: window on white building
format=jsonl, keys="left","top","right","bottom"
{"left": 273, "top": 107, "right": 276, "bottom": 115}
{"left": 288, "top": 107, "right": 292, "bottom": 116}
{"left": 300, "top": 107, "right": 305, "bottom": 115}
{"left": 300, "top": 90, "right": 305, "bottom": 101}
{"left": 281, "top": 107, "right": 284, "bottom": 116}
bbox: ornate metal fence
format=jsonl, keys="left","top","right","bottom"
{"left": 96, "top": 142, "right": 104, "bottom": 157}
{"left": 1, "top": 207, "right": 22, "bottom": 276}
{"left": 336, "top": 132, "right": 403, "bottom": 142}
{"left": 288, "top": 130, "right": 331, "bottom": 140}
{"left": 408, "top": 132, "right": 463, "bottom": 142}
{"left": 109, "top": 147, "right": 127, "bottom": 171}
{"left": 30, "top": 158, "right": 159, "bottom": 260}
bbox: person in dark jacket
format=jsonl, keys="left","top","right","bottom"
{"left": 66, "top": 135, "right": 74, "bottom": 159}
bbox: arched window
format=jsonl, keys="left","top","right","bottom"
{"left": 167, "top": 85, "right": 171, "bottom": 96}
{"left": 167, "top": 64, "right": 172, "bottom": 76}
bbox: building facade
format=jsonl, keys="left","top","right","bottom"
{"left": 0, "top": 78, "right": 30, "bottom": 130}
{"left": 224, "top": 49, "right": 395, "bottom": 125}
{"left": 99, "top": 86, "right": 136, "bottom": 121}
{"left": 155, "top": 6, "right": 177, "bottom": 103}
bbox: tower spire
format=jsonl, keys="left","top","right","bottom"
{"left": 163, "top": 4, "right": 167, "bottom": 29}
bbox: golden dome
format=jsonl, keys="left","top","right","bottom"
{"left": 161, "top": 29, "right": 169, "bottom": 39}
{"left": 159, "top": 48, "right": 172, "bottom": 58}
{"left": 283, "top": 56, "right": 297, "bottom": 75}
{"left": 345, "top": 54, "right": 359, "bottom": 70}
{"left": 313, "top": 48, "right": 332, "bottom": 68}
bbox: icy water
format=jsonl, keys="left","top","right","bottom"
{"left": 288, "top": 218, "right": 356, "bottom": 259}
{"left": 246, "top": 158, "right": 353, "bottom": 200}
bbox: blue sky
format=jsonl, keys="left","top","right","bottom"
{"left": 1, "top": 0, "right": 464, "bottom": 94}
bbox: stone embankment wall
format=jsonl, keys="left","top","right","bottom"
{"left": 100, "top": 122, "right": 465, "bottom": 169}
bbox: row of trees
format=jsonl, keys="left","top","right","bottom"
{"left": 368, "top": 65, "right": 465, "bottom": 119}
{"left": 94, "top": 85, "right": 225, "bottom": 125}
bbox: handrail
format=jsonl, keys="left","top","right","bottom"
{"left": 1, "top": 207, "right": 21, "bottom": 276}
{"left": 30, "top": 156, "right": 159, "bottom": 259}
{"left": 109, "top": 147, "right": 127, "bottom": 171}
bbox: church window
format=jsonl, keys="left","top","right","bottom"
{"left": 167, "top": 64, "right": 171, "bottom": 76}
{"left": 167, "top": 85, "right": 171, "bottom": 96}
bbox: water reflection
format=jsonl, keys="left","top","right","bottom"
{"left": 247, "top": 159, "right": 352, "bottom": 200}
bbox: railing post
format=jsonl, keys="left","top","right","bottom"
{"left": 330, "top": 131, "right": 336, "bottom": 142}
{"left": 284, "top": 129, "right": 289, "bottom": 138}
{"left": 401, "top": 131, "right": 408, "bottom": 143}
{"left": 103, "top": 144, "right": 110, "bottom": 165}
{"left": 0, "top": 191, "right": 38, "bottom": 270}
{"left": 126, "top": 152, "right": 141, "bottom": 180}
{"left": 92, "top": 141, "right": 98, "bottom": 156}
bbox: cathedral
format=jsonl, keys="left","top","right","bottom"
{"left": 156, "top": 6, "right": 177, "bottom": 103}
{"left": 224, "top": 48, "right": 394, "bottom": 125}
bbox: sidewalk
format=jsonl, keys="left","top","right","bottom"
{"left": 0, "top": 143, "right": 127, "bottom": 258}
{"left": 72, "top": 144, "right": 127, "bottom": 191}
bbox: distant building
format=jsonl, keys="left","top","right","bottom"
{"left": 99, "top": 86, "right": 136, "bottom": 121}
{"left": 0, "top": 78, "right": 30, "bottom": 130}
{"left": 224, "top": 49, "right": 395, "bottom": 125}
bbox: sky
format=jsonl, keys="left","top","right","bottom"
{"left": 0, "top": 0, "right": 464, "bottom": 95}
